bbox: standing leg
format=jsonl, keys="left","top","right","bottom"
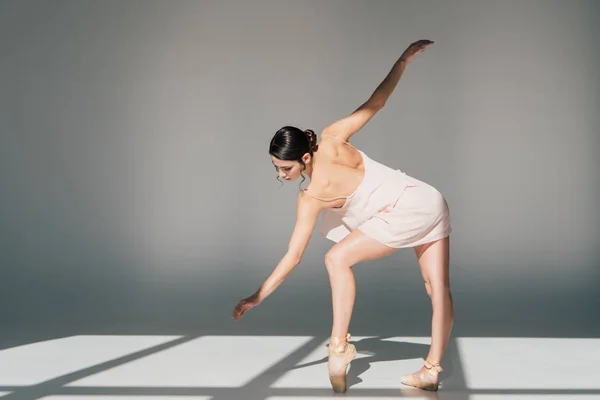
{"left": 324, "top": 229, "right": 397, "bottom": 393}
{"left": 401, "top": 236, "right": 453, "bottom": 391}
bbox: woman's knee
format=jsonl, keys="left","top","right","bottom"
{"left": 424, "top": 280, "right": 433, "bottom": 298}
{"left": 324, "top": 248, "right": 350, "bottom": 273}
{"left": 428, "top": 282, "right": 452, "bottom": 303}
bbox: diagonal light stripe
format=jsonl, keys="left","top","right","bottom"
{"left": 68, "top": 335, "right": 314, "bottom": 387}
{"left": 0, "top": 335, "right": 181, "bottom": 385}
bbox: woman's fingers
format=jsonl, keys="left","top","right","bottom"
{"left": 233, "top": 300, "right": 254, "bottom": 320}
{"left": 233, "top": 296, "right": 261, "bottom": 321}
{"left": 233, "top": 301, "right": 245, "bottom": 319}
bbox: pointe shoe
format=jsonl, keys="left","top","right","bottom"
{"left": 327, "top": 333, "right": 356, "bottom": 393}
{"left": 401, "top": 360, "right": 443, "bottom": 391}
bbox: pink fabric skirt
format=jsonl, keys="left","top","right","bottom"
{"left": 355, "top": 175, "right": 452, "bottom": 248}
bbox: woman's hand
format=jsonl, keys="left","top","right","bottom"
{"left": 232, "top": 293, "right": 262, "bottom": 321}
{"left": 399, "top": 39, "right": 434, "bottom": 64}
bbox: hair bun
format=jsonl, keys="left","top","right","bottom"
{"left": 304, "top": 129, "right": 318, "bottom": 152}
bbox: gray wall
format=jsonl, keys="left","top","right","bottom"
{"left": 1, "top": 0, "right": 598, "bottom": 338}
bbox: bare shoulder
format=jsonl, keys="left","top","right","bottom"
{"left": 299, "top": 171, "right": 330, "bottom": 198}
{"left": 298, "top": 166, "right": 335, "bottom": 207}
{"left": 316, "top": 133, "right": 354, "bottom": 162}
{"left": 318, "top": 131, "right": 362, "bottom": 168}
{"left": 297, "top": 186, "right": 328, "bottom": 212}
{"left": 316, "top": 133, "right": 343, "bottom": 154}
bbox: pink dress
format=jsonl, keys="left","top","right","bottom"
{"left": 303, "top": 137, "right": 452, "bottom": 248}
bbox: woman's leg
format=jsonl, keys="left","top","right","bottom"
{"left": 324, "top": 229, "right": 397, "bottom": 392}
{"left": 325, "top": 229, "right": 397, "bottom": 340}
{"left": 402, "top": 236, "right": 453, "bottom": 390}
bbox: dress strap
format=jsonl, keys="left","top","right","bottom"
{"left": 302, "top": 189, "right": 348, "bottom": 202}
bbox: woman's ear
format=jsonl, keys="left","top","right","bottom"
{"left": 302, "top": 152, "right": 311, "bottom": 164}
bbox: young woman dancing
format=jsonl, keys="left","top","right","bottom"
{"left": 232, "top": 39, "right": 453, "bottom": 393}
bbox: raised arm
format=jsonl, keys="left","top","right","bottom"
{"left": 322, "top": 39, "right": 434, "bottom": 142}
{"left": 232, "top": 193, "right": 322, "bottom": 320}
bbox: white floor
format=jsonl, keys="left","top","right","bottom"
{"left": 0, "top": 335, "right": 599, "bottom": 399}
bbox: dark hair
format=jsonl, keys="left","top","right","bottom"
{"left": 269, "top": 126, "right": 318, "bottom": 187}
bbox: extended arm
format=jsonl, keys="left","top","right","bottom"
{"left": 233, "top": 193, "right": 322, "bottom": 320}
{"left": 323, "top": 39, "right": 434, "bottom": 142}
{"left": 253, "top": 194, "right": 321, "bottom": 301}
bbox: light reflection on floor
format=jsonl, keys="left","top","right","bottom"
{"left": 0, "top": 335, "right": 598, "bottom": 399}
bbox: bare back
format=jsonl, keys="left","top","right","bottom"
{"left": 302, "top": 135, "right": 366, "bottom": 209}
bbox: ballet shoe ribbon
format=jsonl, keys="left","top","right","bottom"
{"left": 424, "top": 360, "right": 443, "bottom": 373}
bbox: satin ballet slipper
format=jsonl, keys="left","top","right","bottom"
{"left": 327, "top": 333, "right": 356, "bottom": 393}
{"left": 400, "top": 360, "right": 443, "bottom": 391}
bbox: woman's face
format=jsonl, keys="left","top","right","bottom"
{"left": 271, "top": 156, "right": 304, "bottom": 181}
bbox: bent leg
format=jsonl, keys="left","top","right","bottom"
{"left": 325, "top": 229, "right": 397, "bottom": 340}
{"left": 324, "top": 229, "right": 397, "bottom": 393}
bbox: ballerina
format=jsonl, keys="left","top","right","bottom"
{"left": 233, "top": 39, "right": 453, "bottom": 393}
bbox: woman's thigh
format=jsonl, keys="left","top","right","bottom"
{"left": 326, "top": 229, "right": 398, "bottom": 267}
